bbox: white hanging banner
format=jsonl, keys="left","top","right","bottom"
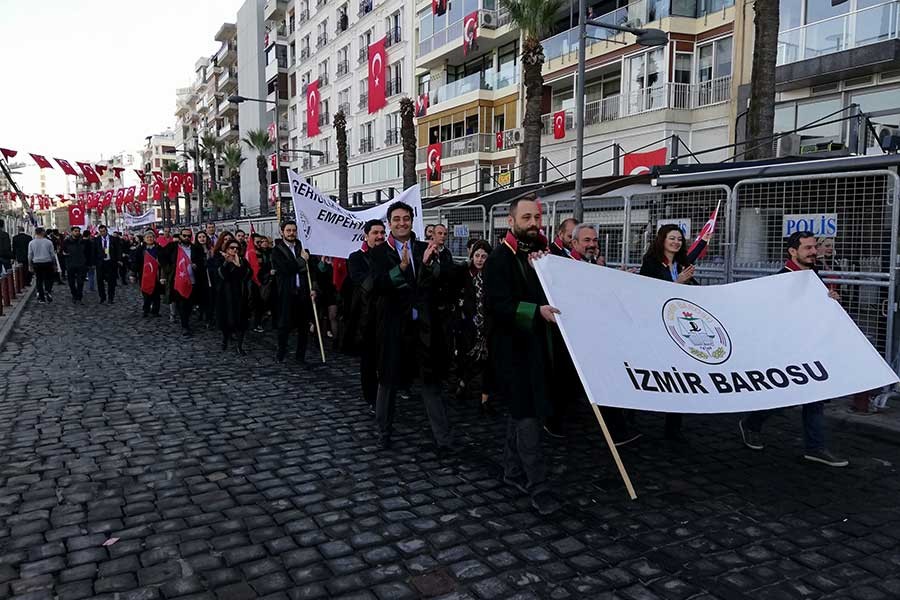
{"left": 287, "top": 168, "right": 425, "bottom": 258}
{"left": 122, "top": 209, "right": 158, "bottom": 228}
{"left": 533, "top": 256, "right": 898, "bottom": 413}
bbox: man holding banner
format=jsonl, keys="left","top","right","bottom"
{"left": 484, "top": 195, "right": 562, "bottom": 516}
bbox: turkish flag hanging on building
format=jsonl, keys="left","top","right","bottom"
{"left": 426, "top": 143, "right": 442, "bottom": 182}
{"left": 463, "top": 11, "right": 479, "bottom": 56}
{"left": 0, "top": 148, "right": 17, "bottom": 160}
{"left": 76, "top": 192, "right": 85, "bottom": 204}
{"left": 55, "top": 158, "right": 79, "bottom": 176}
{"left": 368, "top": 38, "right": 387, "bottom": 114}
{"left": 269, "top": 153, "right": 277, "bottom": 172}
{"left": 415, "top": 93, "right": 429, "bottom": 117}
{"left": 30, "top": 154, "right": 53, "bottom": 169}
{"left": 168, "top": 175, "right": 179, "bottom": 200}
{"left": 86, "top": 193, "right": 98, "bottom": 210}
{"left": 142, "top": 250, "right": 159, "bottom": 295}
{"left": 151, "top": 171, "right": 163, "bottom": 185}
{"left": 102, "top": 190, "right": 114, "bottom": 210}
{"left": 496, "top": 131, "right": 504, "bottom": 149}
{"left": 152, "top": 182, "right": 162, "bottom": 201}
{"left": 623, "top": 147, "right": 668, "bottom": 175}
{"left": 138, "top": 184, "right": 148, "bottom": 202}
{"left": 307, "top": 79, "right": 321, "bottom": 136}
{"left": 183, "top": 173, "right": 194, "bottom": 194}
{"left": 114, "top": 188, "right": 126, "bottom": 211}
{"left": 269, "top": 184, "right": 278, "bottom": 206}
{"left": 112, "top": 167, "right": 125, "bottom": 179}
{"left": 95, "top": 165, "right": 108, "bottom": 177}
{"left": 174, "top": 245, "right": 193, "bottom": 299}
{"left": 432, "top": 0, "right": 446, "bottom": 16}
{"left": 553, "top": 110, "right": 566, "bottom": 139}
{"left": 134, "top": 169, "right": 145, "bottom": 181}
{"left": 267, "top": 121, "right": 277, "bottom": 142}
{"left": 77, "top": 162, "right": 101, "bottom": 184}
{"left": 124, "top": 186, "right": 136, "bottom": 209}
{"left": 68, "top": 203, "right": 86, "bottom": 227}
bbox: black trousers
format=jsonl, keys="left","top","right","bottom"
{"left": 277, "top": 293, "right": 311, "bottom": 360}
{"left": 33, "top": 263, "right": 55, "bottom": 300}
{"left": 142, "top": 291, "right": 161, "bottom": 316}
{"left": 97, "top": 261, "right": 118, "bottom": 302}
{"left": 178, "top": 297, "right": 195, "bottom": 330}
{"left": 67, "top": 266, "right": 87, "bottom": 301}
{"left": 360, "top": 343, "right": 378, "bottom": 407}
{"left": 504, "top": 417, "right": 546, "bottom": 493}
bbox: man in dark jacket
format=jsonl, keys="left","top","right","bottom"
{"left": 348, "top": 219, "right": 386, "bottom": 410}
{"left": 12, "top": 226, "right": 32, "bottom": 285}
{"left": 164, "top": 228, "right": 209, "bottom": 336}
{"left": 370, "top": 201, "right": 450, "bottom": 451}
{"left": 0, "top": 220, "right": 12, "bottom": 272}
{"left": 92, "top": 224, "right": 122, "bottom": 304}
{"left": 271, "top": 221, "right": 316, "bottom": 363}
{"left": 61, "top": 226, "right": 92, "bottom": 304}
{"left": 549, "top": 217, "right": 577, "bottom": 258}
{"left": 484, "top": 194, "right": 562, "bottom": 516}
{"left": 739, "top": 231, "right": 848, "bottom": 468}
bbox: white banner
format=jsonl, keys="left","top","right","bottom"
{"left": 287, "top": 169, "right": 425, "bottom": 258}
{"left": 534, "top": 256, "right": 898, "bottom": 413}
{"left": 122, "top": 210, "right": 158, "bottom": 228}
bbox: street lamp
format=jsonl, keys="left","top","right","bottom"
{"left": 229, "top": 94, "right": 285, "bottom": 219}
{"left": 573, "top": 3, "right": 668, "bottom": 221}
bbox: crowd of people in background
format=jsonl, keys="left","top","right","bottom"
{"left": 2, "top": 193, "right": 851, "bottom": 516}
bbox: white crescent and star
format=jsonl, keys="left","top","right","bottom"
{"left": 629, "top": 166, "right": 651, "bottom": 175}
{"left": 427, "top": 148, "right": 440, "bottom": 171}
{"left": 554, "top": 114, "right": 564, "bottom": 130}
{"left": 371, "top": 53, "right": 383, "bottom": 86}
{"left": 464, "top": 17, "right": 477, "bottom": 42}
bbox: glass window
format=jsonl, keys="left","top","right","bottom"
{"left": 805, "top": 0, "right": 847, "bottom": 24}
{"left": 715, "top": 37, "right": 732, "bottom": 78}
{"left": 796, "top": 98, "right": 843, "bottom": 141}
{"left": 675, "top": 53, "right": 692, "bottom": 84}
{"left": 418, "top": 9, "right": 433, "bottom": 39}
{"left": 448, "top": 0, "right": 462, "bottom": 25}
{"left": 779, "top": 0, "right": 801, "bottom": 30}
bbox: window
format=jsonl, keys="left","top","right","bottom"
{"left": 417, "top": 73, "right": 431, "bottom": 96}
{"left": 289, "top": 105, "right": 298, "bottom": 130}
{"left": 697, "top": 36, "right": 732, "bottom": 82}
{"left": 338, "top": 88, "right": 350, "bottom": 112}
{"left": 625, "top": 48, "right": 664, "bottom": 113}
{"left": 674, "top": 53, "right": 692, "bottom": 84}
{"left": 337, "top": 4, "right": 348, "bottom": 31}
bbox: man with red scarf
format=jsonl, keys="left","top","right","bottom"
{"left": 484, "top": 194, "right": 562, "bottom": 516}
{"left": 549, "top": 217, "right": 577, "bottom": 258}
{"left": 348, "top": 219, "right": 387, "bottom": 411}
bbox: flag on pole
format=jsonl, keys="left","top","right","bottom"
{"left": 30, "top": 154, "right": 54, "bottom": 169}
{"left": 687, "top": 200, "right": 720, "bottom": 261}
{"left": 77, "top": 162, "right": 101, "bottom": 184}
{"left": 245, "top": 239, "right": 261, "bottom": 286}
{"left": 174, "top": 245, "right": 193, "bottom": 299}
{"left": 55, "top": 158, "right": 79, "bottom": 176}
{"left": 367, "top": 38, "right": 387, "bottom": 113}
{"left": 141, "top": 250, "right": 159, "bottom": 295}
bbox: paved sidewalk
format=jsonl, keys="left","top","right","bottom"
{"left": 1, "top": 285, "right": 900, "bottom": 600}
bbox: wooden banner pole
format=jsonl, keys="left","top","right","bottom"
{"left": 590, "top": 403, "right": 637, "bottom": 500}
{"left": 306, "top": 268, "right": 327, "bottom": 363}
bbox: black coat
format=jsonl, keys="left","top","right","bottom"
{"left": 130, "top": 245, "right": 164, "bottom": 294}
{"left": 271, "top": 239, "right": 313, "bottom": 330}
{"left": 92, "top": 235, "right": 122, "bottom": 266}
{"left": 162, "top": 242, "right": 208, "bottom": 301}
{"left": 62, "top": 237, "right": 92, "bottom": 269}
{"left": 453, "top": 267, "right": 491, "bottom": 360}
{"left": 370, "top": 238, "right": 440, "bottom": 386}
{"left": 484, "top": 238, "right": 553, "bottom": 419}
{"left": 12, "top": 233, "right": 32, "bottom": 263}
{"left": 639, "top": 240, "right": 707, "bottom": 283}
{"left": 344, "top": 248, "right": 375, "bottom": 353}
{"left": 217, "top": 259, "right": 252, "bottom": 331}
{"left": 0, "top": 230, "right": 11, "bottom": 261}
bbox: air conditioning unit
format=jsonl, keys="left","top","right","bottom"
{"left": 505, "top": 128, "right": 524, "bottom": 146}
{"left": 878, "top": 125, "right": 900, "bottom": 152}
{"left": 480, "top": 11, "right": 498, "bottom": 29}
{"left": 775, "top": 133, "right": 801, "bottom": 158}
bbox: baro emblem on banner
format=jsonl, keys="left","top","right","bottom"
{"left": 297, "top": 210, "right": 312, "bottom": 241}
{"left": 663, "top": 298, "right": 731, "bottom": 365}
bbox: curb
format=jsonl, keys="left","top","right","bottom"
{"left": 828, "top": 413, "right": 900, "bottom": 447}
{"left": 0, "top": 284, "right": 35, "bottom": 350}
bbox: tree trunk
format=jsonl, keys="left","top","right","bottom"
{"left": 745, "top": 0, "right": 779, "bottom": 160}
{"left": 521, "top": 38, "right": 545, "bottom": 184}
{"left": 335, "top": 111, "right": 349, "bottom": 208}
{"left": 206, "top": 159, "right": 216, "bottom": 221}
{"left": 400, "top": 98, "right": 417, "bottom": 191}
{"left": 257, "top": 156, "right": 268, "bottom": 216}
{"left": 232, "top": 174, "right": 241, "bottom": 218}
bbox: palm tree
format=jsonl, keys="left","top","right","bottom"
{"left": 207, "top": 188, "right": 233, "bottom": 215}
{"left": 334, "top": 110, "right": 349, "bottom": 207}
{"left": 161, "top": 162, "right": 178, "bottom": 225}
{"left": 200, "top": 134, "right": 222, "bottom": 218}
{"left": 745, "top": 0, "right": 778, "bottom": 160}
{"left": 242, "top": 129, "right": 275, "bottom": 216}
{"left": 502, "top": 0, "right": 563, "bottom": 184}
{"left": 222, "top": 144, "right": 245, "bottom": 218}
{"left": 399, "top": 98, "right": 417, "bottom": 191}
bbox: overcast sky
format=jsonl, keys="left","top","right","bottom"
{"left": 0, "top": 0, "right": 244, "bottom": 190}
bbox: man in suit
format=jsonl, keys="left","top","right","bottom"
{"left": 92, "top": 224, "right": 122, "bottom": 304}
{"left": 61, "top": 226, "right": 92, "bottom": 304}
{"left": 348, "top": 219, "right": 386, "bottom": 411}
{"left": 0, "top": 220, "right": 12, "bottom": 273}
{"left": 549, "top": 217, "right": 577, "bottom": 257}
{"left": 271, "top": 221, "right": 316, "bottom": 363}
{"left": 165, "top": 228, "right": 209, "bottom": 336}
{"left": 370, "top": 201, "right": 451, "bottom": 452}
{"left": 12, "top": 226, "right": 32, "bottom": 286}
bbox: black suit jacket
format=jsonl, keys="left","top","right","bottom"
{"left": 271, "top": 239, "right": 313, "bottom": 329}
{"left": 92, "top": 235, "right": 122, "bottom": 266}
{"left": 12, "top": 233, "right": 32, "bottom": 263}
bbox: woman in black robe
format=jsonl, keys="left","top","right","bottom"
{"left": 217, "top": 239, "right": 252, "bottom": 355}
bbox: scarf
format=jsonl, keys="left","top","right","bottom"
{"left": 469, "top": 269, "right": 488, "bottom": 361}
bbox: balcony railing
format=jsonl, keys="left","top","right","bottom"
{"left": 385, "top": 128, "right": 401, "bottom": 146}
{"left": 359, "top": 137, "right": 374, "bottom": 153}
{"left": 417, "top": 8, "right": 510, "bottom": 57}
{"left": 430, "top": 68, "right": 519, "bottom": 107}
{"left": 416, "top": 133, "right": 497, "bottom": 162}
{"left": 300, "top": 47, "right": 310, "bottom": 60}
{"left": 318, "top": 72, "right": 329, "bottom": 86}
{"left": 317, "top": 33, "right": 328, "bottom": 48}
{"left": 358, "top": 47, "right": 368, "bottom": 65}
{"left": 336, "top": 60, "right": 350, "bottom": 77}
{"left": 385, "top": 26, "right": 402, "bottom": 47}
{"left": 777, "top": 0, "right": 900, "bottom": 65}
{"left": 358, "top": 93, "right": 368, "bottom": 109}
{"left": 338, "top": 101, "right": 350, "bottom": 114}
{"left": 542, "top": 0, "right": 652, "bottom": 63}
{"left": 299, "top": 9, "right": 309, "bottom": 22}
{"left": 318, "top": 112, "right": 331, "bottom": 126}
{"left": 358, "top": 0, "right": 373, "bottom": 17}
{"left": 539, "top": 77, "right": 732, "bottom": 133}
{"left": 386, "top": 77, "right": 402, "bottom": 96}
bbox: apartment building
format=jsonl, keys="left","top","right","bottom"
{"left": 265, "top": 0, "right": 413, "bottom": 205}
{"left": 412, "top": 0, "right": 519, "bottom": 198}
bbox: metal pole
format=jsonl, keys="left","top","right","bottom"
{"left": 195, "top": 131, "right": 203, "bottom": 223}
{"left": 274, "top": 98, "right": 282, "bottom": 223}
{"left": 574, "top": 0, "right": 586, "bottom": 222}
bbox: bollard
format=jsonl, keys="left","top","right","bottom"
{"left": 12, "top": 266, "right": 20, "bottom": 294}
{"left": 1, "top": 274, "right": 9, "bottom": 307}
{"left": 8, "top": 269, "right": 15, "bottom": 300}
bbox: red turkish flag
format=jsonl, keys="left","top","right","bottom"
{"left": 102, "top": 190, "right": 114, "bottom": 209}
{"left": 30, "top": 154, "right": 53, "bottom": 169}
{"left": 138, "top": 184, "right": 148, "bottom": 202}
{"left": 141, "top": 250, "right": 159, "bottom": 295}
{"left": 151, "top": 171, "right": 163, "bottom": 185}
{"left": 168, "top": 176, "right": 179, "bottom": 200}
{"left": 125, "top": 186, "right": 136, "bottom": 208}
{"left": 463, "top": 11, "right": 478, "bottom": 56}
{"left": 623, "top": 147, "right": 668, "bottom": 175}
{"left": 76, "top": 192, "right": 85, "bottom": 204}
{"left": 496, "top": 131, "right": 504, "bottom": 149}
{"left": 174, "top": 245, "right": 193, "bottom": 299}
{"left": 0, "top": 148, "right": 17, "bottom": 160}
{"left": 95, "top": 165, "right": 108, "bottom": 177}
{"left": 415, "top": 93, "right": 429, "bottom": 118}
{"left": 55, "top": 158, "right": 79, "bottom": 176}
{"left": 112, "top": 167, "right": 125, "bottom": 179}
{"left": 87, "top": 193, "right": 98, "bottom": 209}
{"left": 152, "top": 182, "right": 162, "bottom": 201}
{"left": 68, "top": 203, "right": 86, "bottom": 227}
{"left": 307, "top": 79, "right": 321, "bottom": 136}
{"left": 114, "top": 188, "right": 126, "bottom": 211}
{"left": 134, "top": 169, "right": 145, "bottom": 181}
{"left": 246, "top": 240, "right": 261, "bottom": 286}
{"left": 267, "top": 122, "right": 277, "bottom": 142}
{"left": 77, "top": 162, "right": 101, "bottom": 184}
{"left": 367, "top": 38, "right": 387, "bottom": 114}
{"left": 269, "top": 153, "right": 277, "bottom": 171}
{"left": 269, "top": 184, "right": 278, "bottom": 205}
{"left": 687, "top": 202, "right": 720, "bottom": 261}
{"left": 426, "top": 143, "right": 442, "bottom": 182}
{"left": 553, "top": 110, "right": 566, "bottom": 139}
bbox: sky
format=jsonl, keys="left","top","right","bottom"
{"left": 0, "top": 0, "right": 244, "bottom": 192}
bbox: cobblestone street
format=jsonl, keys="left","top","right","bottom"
{"left": 1, "top": 285, "right": 900, "bottom": 600}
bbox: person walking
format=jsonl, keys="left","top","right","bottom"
{"left": 347, "top": 219, "right": 386, "bottom": 410}
{"left": 12, "top": 226, "right": 32, "bottom": 286}
{"left": 272, "top": 221, "right": 316, "bottom": 363}
{"left": 131, "top": 231, "right": 163, "bottom": 317}
{"left": 166, "top": 228, "right": 208, "bottom": 336}
{"left": 0, "top": 220, "right": 12, "bottom": 273}
{"left": 27, "top": 227, "right": 57, "bottom": 303}
{"left": 216, "top": 239, "right": 252, "bottom": 355}
{"left": 453, "top": 239, "right": 495, "bottom": 415}
{"left": 92, "top": 224, "right": 122, "bottom": 304}
{"left": 61, "top": 226, "right": 92, "bottom": 304}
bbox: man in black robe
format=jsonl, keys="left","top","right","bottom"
{"left": 348, "top": 219, "right": 386, "bottom": 411}
{"left": 271, "top": 221, "right": 316, "bottom": 363}
{"left": 484, "top": 194, "right": 562, "bottom": 516}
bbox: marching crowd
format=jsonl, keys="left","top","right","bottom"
{"left": 5, "top": 194, "right": 851, "bottom": 516}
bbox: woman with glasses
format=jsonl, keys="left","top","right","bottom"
{"left": 217, "top": 240, "right": 252, "bottom": 354}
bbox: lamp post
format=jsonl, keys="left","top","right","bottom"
{"left": 228, "top": 94, "right": 285, "bottom": 220}
{"left": 573, "top": 3, "right": 668, "bottom": 221}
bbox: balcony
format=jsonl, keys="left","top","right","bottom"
{"left": 300, "top": 47, "right": 310, "bottom": 61}
{"left": 358, "top": 93, "right": 368, "bottom": 109}
{"left": 358, "top": 47, "right": 368, "bottom": 65}
{"left": 416, "top": 133, "right": 497, "bottom": 162}
{"left": 318, "top": 72, "right": 330, "bottom": 87}
{"left": 777, "top": 0, "right": 900, "bottom": 66}
{"left": 336, "top": 59, "right": 350, "bottom": 78}
{"left": 299, "top": 9, "right": 309, "bottom": 23}
{"left": 216, "top": 41, "right": 238, "bottom": 68}
{"left": 318, "top": 112, "right": 331, "bottom": 126}
{"left": 359, "top": 137, "right": 374, "bottom": 153}
{"left": 317, "top": 152, "right": 331, "bottom": 166}
{"left": 338, "top": 101, "right": 351, "bottom": 114}
{"left": 218, "top": 122, "right": 240, "bottom": 141}
{"left": 265, "top": 26, "right": 288, "bottom": 48}
{"left": 264, "top": 0, "right": 288, "bottom": 20}
{"left": 539, "top": 77, "right": 732, "bottom": 133}
{"left": 316, "top": 0, "right": 327, "bottom": 7}
{"left": 385, "top": 26, "right": 401, "bottom": 47}
{"left": 417, "top": 7, "right": 512, "bottom": 59}
{"left": 430, "top": 68, "right": 519, "bottom": 108}
{"left": 317, "top": 33, "right": 328, "bottom": 49}
{"left": 265, "top": 57, "right": 288, "bottom": 82}
{"left": 542, "top": 1, "right": 651, "bottom": 64}
{"left": 358, "top": 0, "right": 373, "bottom": 18}
{"left": 217, "top": 68, "right": 237, "bottom": 91}
{"left": 385, "top": 128, "right": 401, "bottom": 146}
{"left": 336, "top": 14, "right": 349, "bottom": 35}
{"left": 385, "top": 77, "right": 402, "bottom": 97}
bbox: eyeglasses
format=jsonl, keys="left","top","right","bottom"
{"left": 227, "top": 245, "right": 239, "bottom": 251}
